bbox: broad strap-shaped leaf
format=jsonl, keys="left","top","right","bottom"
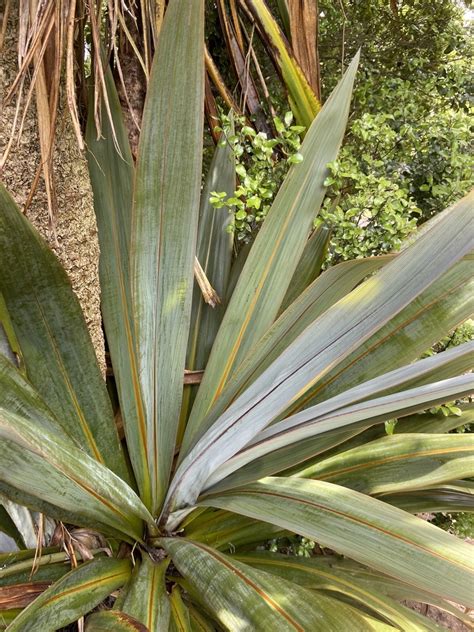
{"left": 201, "top": 477, "right": 474, "bottom": 606}
{"left": 382, "top": 483, "right": 474, "bottom": 514}
{"left": 182, "top": 255, "right": 392, "bottom": 447}
{"left": 169, "top": 585, "right": 192, "bottom": 632}
{"left": 250, "top": 341, "right": 473, "bottom": 445}
{"left": 244, "top": 0, "right": 320, "bottom": 127}
{"left": 280, "top": 401, "right": 474, "bottom": 481}
{"left": 0, "top": 548, "right": 105, "bottom": 586}
{"left": 6, "top": 557, "right": 131, "bottom": 631}
{"left": 298, "top": 433, "right": 474, "bottom": 494}
{"left": 180, "top": 130, "right": 235, "bottom": 438}
{"left": 165, "top": 192, "right": 473, "bottom": 518}
{"left": 161, "top": 538, "right": 393, "bottom": 631}
{"left": 194, "top": 253, "right": 471, "bottom": 446}
{"left": 236, "top": 552, "right": 437, "bottom": 632}
{"left": 183, "top": 54, "right": 360, "bottom": 452}
{"left": 130, "top": 0, "right": 205, "bottom": 515}
{"left": 0, "top": 408, "right": 153, "bottom": 541}
{"left": 0, "top": 482, "right": 128, "bottom": 544}
{"left": 119, "top": 556, "right": 170, "bottom": 631}
{"left": 186, "top": 134, "right": 235, "bottom": 375}
{"left": 183, "top": 508, "right": 283, "bottom": 551}
{"left": 86, "top": 64, "right": 150, "bottom": 507}
{"left": 85, "top": 610, "right": 148, "bottom": 631}
{"left": 284, "top": 257, "right": 474, "bottom": 417}
{"left": 0, "top": 561, "right": 73, "bottom": 592}
{"left": 310, "top": 554, "right": 474, "bottom": 628}
{"left": 279, "top": 225, "right": 331, "bottom": 312}
{"left": 0, "top": 185, "right": 128, "bottom": 482}
{"left": 0, "top": 354, "right": 73, "bottom": 441}
{"left": 204, "top": 374, "right": 473, "bottom": 492}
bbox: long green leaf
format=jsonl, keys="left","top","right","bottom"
{"left": 130, "top": 0, "right": 205, "bottom": 515}
{"left": 382, "top": 482, "right": 474, "bottom": 513}
{"left": 236, "top": 552, "right": 437, "bottom": 631}
{"left": 246, "top": 340, "right": 474, "bottom": 446}
{"left": 86, "top": 65, "right": 150, "bottom": 507}
{"left": 183, "top": 508, "right": 283, "bottom": 551}
{"left": 204, "top": 374, "right": 474, "bottom": 492}
{"left": 119, "top": 557, "right": 170, "bottom": 631}
{"left": 284, "top": 258, "right": 474, "bottom": 417}
{"left": 182, "top": 255, "right": 392, "bottom": 446}
{"left": 0, "top": 409, "right": 153, "bottom": 541}
{"left": 188, "top": 130, "right": 235, "bottom": 374}
{"left": 0, "top": 185, "right": 128, "bottom": 482}
{"left": 201, "top": 477, "right": 474, "bottom": 606}
{"left": 280, "top": 402, "right": 474, "bottom": 480}
{"left": 0, "top": 355, "right": 73, "bottom": 441}
{"left": 0, "top": 553, "right": 75, "bottom": 588}
{"left": 169, "top": 585, "right": 192, "bottom": 632}
{"left": 85, "top": 610, "right": 148, "bottom": 631}
{"left": 299, "top": 433, "right": 474, "bottom": 493}
{"left": 180, "top": 131, "right": 235, "bottom": 436}
{"left": 228, "top": 342, "right": 474, "bottom": 485}
{"left": 161, "top": 538, "right": 394, "bottom": 631}
{"left": 183, "top": 54, "right": 360, "bottom": 452}
{"left": 0, "top": 293, "right": 23, "bottom": 371}
{"left": 0, "top": 482, "right": 127, "bottom": 544}
{"left": 245, "top": 0, "right": 320, "bottom": 127}
{"left": 7, "top": 558, "right": 131, "bottom": 631}
{"left": 308, "top": 554, "right": 474, "bottom": 627}
{"left": 165, "top": 192, "right": 473, "bottom": 520}
{"left": 0, "top": 548, "right": 63, "bottom": 581}
{"left": 193, "top": 253, "right": 470, "bottom": 446}
{"left": 279, "top": 225, "right": 331, "bottom": 312}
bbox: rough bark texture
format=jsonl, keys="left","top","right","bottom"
{"left": 115, "top": 50, "right": 146, "bottom": 159}
{"left": 0, "top": 8, "right": 105, "bottom": 373}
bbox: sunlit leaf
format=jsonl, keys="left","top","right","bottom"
{"left": 130, "top": 0, "right": 205, "bottom": 514}
{"left": 201, "top": 477, "right": 474, "bottom": 606}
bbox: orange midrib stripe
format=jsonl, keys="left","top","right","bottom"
{"left": 34, "top": 296, "right": 103, "bottom": 463}
{"left": 218, "top": 488, "right": 473, "bottom": 572}
{"left": 44, "top": 569, "right": 128, "bottom": 605}
{"left": 239, "top": 556, "right": 405, "bottom": 621}
{"left": 211, "top": 149, "right": 318, "bottom": 405}
{"left": 285, "top": 277, "right": 471, "bottom": 416}
{"left": 147, "top": 565, "right": 158, "bottom": 630}
{"left": 108, "top": 178, "right": 149, "bottom": 469}
{"left": 315, "top": 445, "right": 474, "bottom": 480}
{"left": 192, "top": 541, "right": 304, "bottom": 630}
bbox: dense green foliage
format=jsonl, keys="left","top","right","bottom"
{"left": 210, "top": 111, "right": 304, "bottom": 241}
{"left": 316, "top": 0, "right": 473, "bottom": 260}
{"left": 209, "top": 0, "right": 473, "bottom": 260}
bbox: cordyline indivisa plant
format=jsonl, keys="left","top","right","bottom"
{"left": 0, "top": 2, "right": 473, "bottom": 630}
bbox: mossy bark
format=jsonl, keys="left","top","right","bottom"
{"left": 0, "top": 7, "right": 105, "bottom": 373}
